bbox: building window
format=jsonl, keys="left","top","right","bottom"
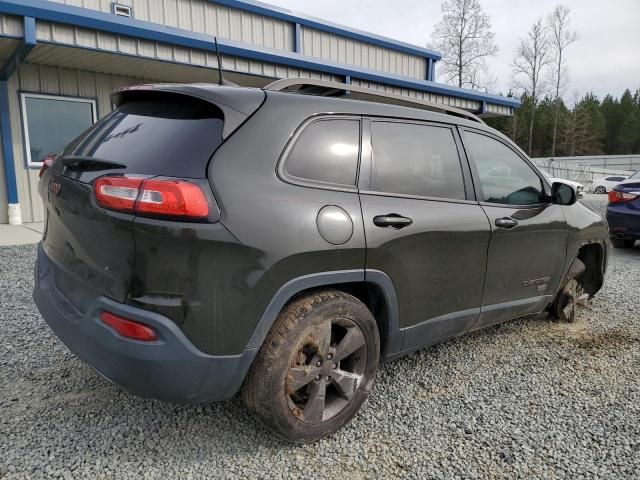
{"left": 20, "top": 93, "right": 97, "bottom": 167}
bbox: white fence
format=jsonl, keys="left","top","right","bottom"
{"left": 532, "top": 155, "right": 639, "bottom": 184}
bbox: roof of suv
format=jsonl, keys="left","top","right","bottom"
{"left": 111, "top": 81, "right": 496, "bottom": 137}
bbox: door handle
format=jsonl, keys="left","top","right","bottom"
{"left": 373, "top": 214, "right": 413, "bottom": 229}
{"left": 495, "top": 217, "right": 519, "bottom": 229}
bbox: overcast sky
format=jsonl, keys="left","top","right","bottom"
{"left": 266, "top": 0, "right": 640, "bottom": 103}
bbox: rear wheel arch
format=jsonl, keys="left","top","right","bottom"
{"left": 247, "top": 270, "right": 401, "bottom": 360}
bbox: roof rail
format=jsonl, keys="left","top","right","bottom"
{"left": 263, "top": 78, "right": 484, "bottom": 124}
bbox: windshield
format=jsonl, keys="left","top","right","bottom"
{"left": 629, "top": 169, "right": 640, "bottom": 179}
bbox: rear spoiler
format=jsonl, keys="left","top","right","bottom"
{"left": 111, "top": 84, "right": 265, "bottom": 139}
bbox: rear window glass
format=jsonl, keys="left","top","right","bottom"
{"left": 369, "top": 122, "right": 466, "bottom": 200}
{"left": 284, "top": 119, "right": 360, "bottom": 187}
{"left": 59, "top": 94, "right": 224, "bottom": 178}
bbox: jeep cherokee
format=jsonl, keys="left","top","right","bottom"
{"left": 34, "top": 79, "right": 608, "bottom": 442}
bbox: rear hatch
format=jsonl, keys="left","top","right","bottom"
{"left": 39, "top": 85, "right": 263, "bottom": 311}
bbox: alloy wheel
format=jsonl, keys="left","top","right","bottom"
{"left": 286, "top": 318, "right": 367, "bottom": 424}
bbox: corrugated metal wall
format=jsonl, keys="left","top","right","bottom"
{"left": 6, "top": 63, "right": 153, "bottom": 223}
{"left": 300, "top": 27, "right": 426, "bottom": 80}
{"left": 486, "top": 103, "right": 513, "bottom": 116}
{"left": 33, "top": 20, "right": 341, "bottom": 81}
{"left": 44, "top": 1, "right": 428, "bottom": 80}
{"left": 0, "top": 13, "right": 23, "bottom": 37}
{"left": 47, "top": 0, "right": 294, "bottom": 51}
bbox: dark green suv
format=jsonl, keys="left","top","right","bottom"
{"left": 34, "top": 79, "right": 608, "bottom": 442}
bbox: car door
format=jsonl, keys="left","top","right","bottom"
{"left": 460, "top": 128, "right": 568, "bottom": 324}
{"left": 358, "top": 119, "right": 491, "bottom": 352}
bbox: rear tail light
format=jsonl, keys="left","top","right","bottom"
{"left": 100, "top": 311, "right": 158, "bottom": 341}
{"left": 94, "top": 176, "right": 209, "bottom": 219}
{"left": 95, "top": 177, "right": 142, "bottom": 212}
{"left": 38, "top": 154, "right": 55, "bottom": 178}
{"left": 136, "top": 179, "right": 209, "bottom": 218}
{"left": 608, "top": 191, "right": 638, "bottom": 204}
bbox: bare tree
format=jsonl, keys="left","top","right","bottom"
{"left": 513, "top": 18, "right": 553, "bottom": 155}
{"left": 431, "top": 0, "right": 498, "bottom": 90}
{"left": 548, "top": 5, "right": 578, "bottom": 156}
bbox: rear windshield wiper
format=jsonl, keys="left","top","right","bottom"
{"left": 60, "top": 156, "right": 126, "bottom": 171}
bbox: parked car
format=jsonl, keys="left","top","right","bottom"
{"left": 606, "top": 168, "right": 640, "bottom": 248}
{"left": 34, "top": 79, "right": 608, "bottom": 442}
{"left": 590, "top": 175, "right": 628, "bottom": 194}
{"left": 540, "top": 170, "right": 585, "bottom": 197}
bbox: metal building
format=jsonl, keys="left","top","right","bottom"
{"left": 0, "top": 0, "right": 519, "bottom": 224}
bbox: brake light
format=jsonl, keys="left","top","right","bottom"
{"left": 136, "top": 180, "right": 209, "bottom": 218}
{"left": 94, "top": 176, "right": 209, "bottom": 219}
{"left": 38, "top": 154, "right": 55, "bottom": 178}
{"left": 608, "top": 191, "right": 638, "bottom": 203}
{"left": 100, "top": 311, "right": 158, "bottom": 341}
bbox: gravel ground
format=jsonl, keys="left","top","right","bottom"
{"left": 2, "top": 194, "right": 639, "bottom": 479}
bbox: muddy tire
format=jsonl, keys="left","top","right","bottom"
{"left": 553, "top": 258, "right": 586, "bottom": 322}
{"left": 242, "top": 290, "right": 380, "bottom": 443}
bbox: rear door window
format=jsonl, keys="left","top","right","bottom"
{"left": 284, "top": 119, "right": 360, "bottom": 187}
{"left": 59, "top": 93, "right": 224, "bottom": 178}
{"left": 367, "top": 121, "right": 466, "bottom": 200}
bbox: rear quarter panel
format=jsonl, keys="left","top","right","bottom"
{"left": 207, "top": 94, "right": 367, "bottom": 353}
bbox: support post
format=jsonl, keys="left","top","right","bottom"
{"left": 293, "top": 22, "right": 301, "bottom": 53}
{"left": 0, "top": 16, "right": 36, "bottom": 224}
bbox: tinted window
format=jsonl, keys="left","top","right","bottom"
{"left": 463, "top": 131, "right": 545, "bottom": 205}
{"left": 368, "top": 122, "right": 465, "bottom": 200}
{"left": 285, "top": 119, "right": 360, "bottom": 186}
{"left": 60, "top": 94, "right": 224, "bottom": 178}
{"left": 607, "top": 176, "right": 625, "bottom": 181}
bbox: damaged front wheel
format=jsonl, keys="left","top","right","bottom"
{"left": 554, "top": 258, "right": 589, "bottom": 323}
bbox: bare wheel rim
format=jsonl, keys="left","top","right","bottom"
{"left": 285, "top": 317, "right": 367, "bottom": 424}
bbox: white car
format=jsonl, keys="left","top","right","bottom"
{"left": 590, "top": 175, "right": 629, "bottom": 194}
{"left": 540, "top": 171, "right": 585, "bottom": 198}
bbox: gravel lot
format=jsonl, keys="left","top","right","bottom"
{"left": 1, "top": 194, "right": 639, "bottom": 479}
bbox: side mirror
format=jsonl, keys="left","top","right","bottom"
{"left": 552, "top": 182, "right": 577, "bottom": 205}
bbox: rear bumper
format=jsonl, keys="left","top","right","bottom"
{"left": 33, "top": 244, "right": 254, "bottom": 403}
{"left": 606, "top": 208, "right": 640, "bottom": 239}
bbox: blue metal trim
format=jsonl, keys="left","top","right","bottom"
{"left": 293, "top": 22, "right": 301, "bottom": 53}
{"left": 0, "top": 17, "right": 36, "bottom": 80}
{"left": 0, "top": 80, "right": 18, "bottom": 203}
{"left": 426, "top": 58, "right": 436, "bottom": 82}
{"left": 0, "top": 17, "right": 37, "bottom": 206}
{"left": 208, "top": 0, "right": 441, "bottom": 60}
{"left": 0, "top": 1, "right": 520, "bottom": 108}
